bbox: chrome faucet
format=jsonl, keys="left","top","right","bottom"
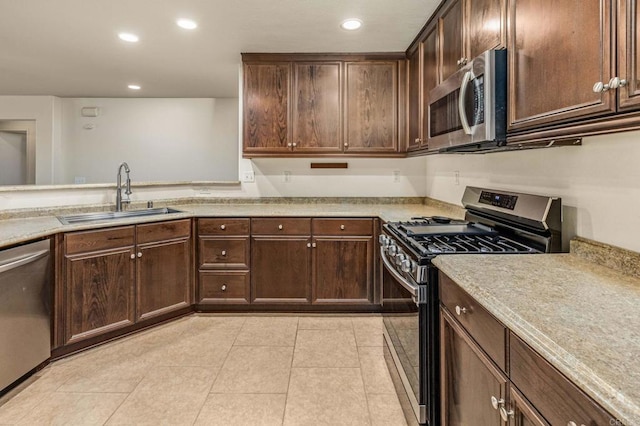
{"left": 116, "top": 162, "right": 132, "bottom": 212}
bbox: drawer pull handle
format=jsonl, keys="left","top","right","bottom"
{"left": 220, "top": 224, "right": 226, "bottom": 230}
{"left": 340, "top": 224, "right": 345, "bottom": 230}
{"left": 137, "top": 252, "right": 142, "bottom": 258}
{"left": 221, "top": 284, "right": 227, "bottom": 291}
{"left": 278, "top": 224, "right": 283, "bottom": 230}
{"left": 490, "top": 396, "right": 504, "bottom": 410}
{"left": 455, "top": 305, "right": 467, "bottom": 315}
{"left": 221, "top": 250, "right": 227, "bottom": 256}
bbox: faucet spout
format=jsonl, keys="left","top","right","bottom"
{"left": 116, "top": 162, "right": 132, "bottom": 212}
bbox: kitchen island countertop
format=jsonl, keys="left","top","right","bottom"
{"left": 433, "top": 253, "right": 640, "bottom": 426}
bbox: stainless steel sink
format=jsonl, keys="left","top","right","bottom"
{"left": 58, "top": 207, "right": 184, "bottom": 225}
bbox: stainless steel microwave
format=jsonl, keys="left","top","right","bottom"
{"left": 428, "top": 49, "right": 507, "bottom": 152}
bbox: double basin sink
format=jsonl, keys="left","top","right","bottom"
{"left": 58, "top": 207, "right": 184, "bottom": 225}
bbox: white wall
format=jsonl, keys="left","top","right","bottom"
{"left": 0, "top": 96, "right": 59, "bottom": 184}
{"left": 59, "top": 98, "right": 238, "bottom": 184}
{"left": 424, "top": 131, "right": 640, "bottom": 252}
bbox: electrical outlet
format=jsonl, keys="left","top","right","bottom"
{"left": 392, "top": 171, "right": 401, "bottom": 183}
{"left": 283, "top": 171, "right": 292, "bottom": 183}
{"left": 454, "top": 170, "right": 460, "bottom": 186}
{"left": 241, "top": 170, "right": 255, "bottom": 183}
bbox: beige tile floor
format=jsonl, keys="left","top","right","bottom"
{"left": 0, "top": 314, "right": 407, "bottom": 426}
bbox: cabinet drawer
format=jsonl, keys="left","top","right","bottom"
{"left": 199, "top": 271, "right": 250, "bottom": 304}
{"left": 510, "top": 333, "right": 616, "bottom": 426}
{"left": 199, "top": 237, "right": 249, "bottom": 269}
{"left": 251, "top": 218, "right": 311, "bottom": 235}
{"left": 198, "top": 218, "right": 250, "bottom": 235}
{"left": 137, "top": 219, "right": 191, "bottom": 244}
{"left": 65, "top": 226, "right": 135, "bottom": 255}
{"left": 312, "top": 218, "right": 373, "bottom": 236}
{"left": 439, "top": 272, "right": 507, "bottom": 371}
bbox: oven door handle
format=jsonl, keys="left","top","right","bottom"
{"left": 458, "top": 70, "right": 473, "bottom": 135}
{"left": 380, "top": 246, "right": 420, "bottom": 300}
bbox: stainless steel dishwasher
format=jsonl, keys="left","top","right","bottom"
{"left": 0, "top": 239, "right": 51, "bottom": 392}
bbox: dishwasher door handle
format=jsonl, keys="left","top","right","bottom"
{"left": 0, "top": 250, "right": 49, "bottom": 274}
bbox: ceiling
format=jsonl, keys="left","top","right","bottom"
{"left": 0, "top": 0, "right": 438, "bottom": 98}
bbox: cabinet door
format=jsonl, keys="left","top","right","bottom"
{"left": 439, "top": 0, "right": 465, "bottom": 81}
{"left": 345, "top": 62, "right": 398, "bottom": 153}
{"left": 243, "top": 62, "right": 291, "bottom": 153}
{"left": 408, "top": 46, "right": 423, "bottom": 151}
{"left": 508, "top": 387, "right": 549, "bottom": 426}
{"left": 508, "top": 0, "right": 614, "bottom": 131}
{"left": 313, "top": 237, "right": 372, "bottom": 304}
{"left": 292, "top": 62, "right": 342, "bottom": 153}
{"left": 251, "top": 236, "right": 311, "bottom": 303}
{"left": 467, "top": 0, "right": 506, "bottom": 59}
{"left": 65, "top": 248, "right": 135, "bottom": 344}
{"left": 440, "top": 308, "right": 506, "bottom": 426}
{"left": 136, "top": 237, "right": 191, "bottom": 322}
{"left": 618, "top": 0, "right": 640, "bottom": 110}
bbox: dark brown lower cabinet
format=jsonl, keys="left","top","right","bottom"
{"left": 136, "top": 238, "right": 191, "bottom": 322}
{"left": 64, "top": 227, "right": 136, "bottom": 345}
{"left": 508, "top": 386, "right": 549, "bottom": 426}
{"left": 313, "top": 236, "right": 372, "bottom": 304}
{"left": 251, "top": 236, "right": 312, "bottom": 303}
{"left": 440, "top": 307, "right": 507, "bottom": 425}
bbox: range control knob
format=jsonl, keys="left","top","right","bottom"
{"left": 395, "top": 253, "right": 407, "bottom": 265}
{"left": 378, "top": 235, "right": 390, "bottom": 246}
{"left": 387, "top": 245, "right": 398, "bottom": 256}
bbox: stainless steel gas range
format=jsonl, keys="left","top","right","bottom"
{"left": 379, "top": 186, "right": 563, "bottom": 426}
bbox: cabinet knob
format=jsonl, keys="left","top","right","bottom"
{"left": 130, "top": 253, "right": 135, "bottom": 260}
{"left": 307, "top": 242, "right": 311, "bottom": 248}
{"left": 490, "top": 396, "right": 504, "bottom": 410}
{"left": 457, "top": 57, "right": 468, "bottom": 66}
{"left": 608, "top": 76, "right": 628, "bottom": 89}
{"left": 278, "top": 224, "right": 283, "bottom": 230}
{"left": 221, "top": 284, "right": 227, "bottom": 291}
{"left": 312, "top": 242, "right": 317, "bottom": 248}
{"left": 593, "top": 81, "right": 611, "bottom": 93}
{"left": 137, "top": 252, "right": 142, "bottom": 258}
{"left": 221, "top": 250, "right": 227, "bottom": 256}
{"left": 220, "top": 224, "right": 226, "bottom": 230}
{"left": 500, "top": 407, "right": 513, "bottom": 422}
{"left": 344, "top": 143, "right": 348, "bottom": 147}
{"left": 455, "top": 305, "right": 467, "bottom": 316}
{"left": 292, "top": 142, "right": 297, "bottom": 147}
{"left": 414, "top": 138, "right": 421, "bottom": 143}
{"left": 340, "top": 224, "right": 345, "bottom": 230}
{"left": 287, "top": 143, "right": 292, "bottom": 147}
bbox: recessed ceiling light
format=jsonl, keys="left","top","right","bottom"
{"left": 177, "top": 18, "right": 198, "bottom": 30}
{"left": 128, "top": 84, "right": 141, "bottom": 90}
{"left": 118, "top": 32, "right": 139, "bottom": 43}
{"left": 341, "top": 19, "right": 362, "bottom": 31}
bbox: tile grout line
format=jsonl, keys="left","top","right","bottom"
{"left": 281, "top": 316, "right": 300, "bottom": 426}
{"left": 354, "top": 318, "right": 375, "bottom": 426}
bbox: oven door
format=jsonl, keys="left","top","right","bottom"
{"left": 380, "top": 247, "right": 428, "bottom": 424}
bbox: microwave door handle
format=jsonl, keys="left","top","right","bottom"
{"left": 458, "top": 70, "right": 473, "bottom": 135}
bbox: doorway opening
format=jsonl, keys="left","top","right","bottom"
{"left": 0, "top": 120, "right": 36, "bottom": 185}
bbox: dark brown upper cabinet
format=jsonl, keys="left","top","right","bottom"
{"left": 243, "top": 62, "right": 291, "bottom": 155}
{"left": 345, "top": 61, "right": 399, "bottom": 153}
{"left": 507, "top": 0, "right": 614, "bottom": 132}
{"left": 467, "top": 0, "right": 507, "bottom": 59}
{"left": 292, "top": 62, "right": 342, "bottom": 153}
{"left": 242, "top": 53, "right": 405, "bottom": 158}
{"left": 618, "top": 0, "right": 640, "bottom": 111}
{"left": 439, "top": 0, "right": 466, "bottom": 81}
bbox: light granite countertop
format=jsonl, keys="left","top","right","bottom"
{"left": 0, "top": 202, "right": 464, "bottom": 249}
{"left": 432, "top": 253, "right": 640, "bottom": 426}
